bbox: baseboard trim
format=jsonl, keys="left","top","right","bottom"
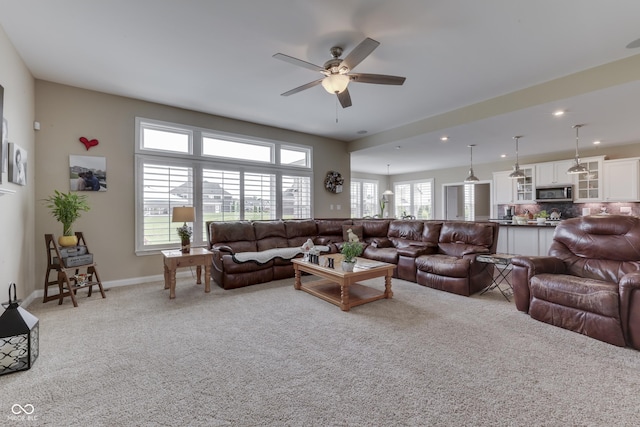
{"left": 23, "top": 270, "right": 195, "bottom": 308}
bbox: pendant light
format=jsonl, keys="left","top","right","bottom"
{"left": 508, "top": 136, "right": 526, "bottom": 179}
{"left": 382, "top": 164, "right": 394, "bottom": 195}
{"left": 567, "top": 124, "right": 588, "bottom": 174}
{"left": 464, "top": 145, "right": 479, "bottom": 183}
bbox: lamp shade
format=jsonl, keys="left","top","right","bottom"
{"left": 172, "top": 206, "right": 195, "bottom": 223}
{"left": 0, "top": 283, "right": 39, "bottom": 375}
{"left": 321, "top": 74, "right": 350, "bottom": 94}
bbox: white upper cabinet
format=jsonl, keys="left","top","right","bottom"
{"left": 493, "top": 166, "right": 535, "bottom": 204}
{"left": 572, "top": 156, "right": 604, "bottom": 203}
{"left": 493, "top": 171, "right": 515, "bottom": 204}
{"left": 535, "top": 160, "right": 574, "bottom": 187}
{"left": 603, "top": 158, "right": 640, "bottom": 201}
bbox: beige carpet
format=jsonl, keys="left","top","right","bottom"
{"left": 3, "top": 275, "right": 640, "bottom": 426}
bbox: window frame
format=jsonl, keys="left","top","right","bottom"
{"left": 393, "top": 178, "right": 434, "bottom": 219}
{"left": 135, "top": 117, "right": 313, "bottom": 255}
{"left": 350, "top": 178, "right": 379, "bottom": 218}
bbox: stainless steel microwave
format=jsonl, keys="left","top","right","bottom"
{"left": 535, "top": 185, "right": 573, "bottom": 202}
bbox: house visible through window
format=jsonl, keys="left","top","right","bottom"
{"left": 135, "top": 118, "right": 313, "bottom": 253}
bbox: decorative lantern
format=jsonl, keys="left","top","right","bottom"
{"left": 0, "top": 283, "right": 39, "bottom": 375}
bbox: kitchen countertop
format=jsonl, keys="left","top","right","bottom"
{"left": 489, "top": 219, "right": 561, "bottom": 227}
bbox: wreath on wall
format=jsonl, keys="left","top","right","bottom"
{"left": 324, "top": 171, "right": 344, "bottom": 193}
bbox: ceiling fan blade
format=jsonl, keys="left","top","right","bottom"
{"left": 337, "top": 89, "right": 352, "bottom": 108}
{"left": 340, "top": 38, "right": 380, "bottom": 71}
{"left": 350, "top": 73, "right": 406, "bottom": 85}
{"left": 280, "top": 79, "right": 323, "bottom": 96}
{"left": 273, "top": 53, "right": 324, "bottom": 72}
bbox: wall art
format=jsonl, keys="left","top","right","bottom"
{"left": 8, "top": 143, "right": 27, "bottom": 186}
{"left": 69, "top": 155, "right": 106, "bottom": 191}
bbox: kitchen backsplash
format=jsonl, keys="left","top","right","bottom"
{"left": 497, "top": 202, "right": 640, "bottom": 220}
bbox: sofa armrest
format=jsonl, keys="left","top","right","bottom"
{"left": 397, "top": 244, "right": 436, "bottom": 258}
{"left": 212, "top": 245, "right": 234, "bottom": 254}
{"left": 619, "top": 272, "right": 640, "bottom": 349}
{"left": 510, "top": 256, "right": 567, "bottom": 313}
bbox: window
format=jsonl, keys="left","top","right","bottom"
{"left": 464, "top": 184, "right": 475, "bottom": 221}
{"left": 202, "top": 135, "right": 272, "bottom": 163}
{"left": 350, "top": 179, "right": 378, "bottom": 218}
{"left": 140, "top": 122, "right": 191, "bottom": 154}
{"left": 135, "top": 118, "right": 313, "bottom": 253}
{"left": 393, "top": 179, "right": 434, "bottom": 219}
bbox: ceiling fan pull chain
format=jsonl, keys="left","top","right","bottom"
{"left": 335, "top": 97, "right": 339, "bottom": 123}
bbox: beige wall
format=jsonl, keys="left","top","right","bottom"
{"left": 34, "top": 81, "right": 350, "bottom": 286}
{"left": 0, "top": 25, "right": 35, "bottom": 301}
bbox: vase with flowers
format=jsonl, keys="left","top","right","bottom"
{"left": 177, "top": 223, "right": 193, "bottom": 253}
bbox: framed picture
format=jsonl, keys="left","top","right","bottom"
{"left": 8, "top": 143, "right": 27, "bottom": 186}
{"left": 70, "top": 155, "right": 106, "bottom": 191}
{"left": 2, "top": 117, "right": 8, "bottom": 175}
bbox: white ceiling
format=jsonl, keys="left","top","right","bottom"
{"left": 1, "top": 0, "right": 640, "bottom": 174}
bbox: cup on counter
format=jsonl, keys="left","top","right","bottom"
{"left": 582, "top": 208, "right": 590, "bottom": 216}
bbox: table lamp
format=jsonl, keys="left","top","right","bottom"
{"left": 172, "top": 206, "right": 195, "bottom": 253}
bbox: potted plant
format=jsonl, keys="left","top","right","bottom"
{"left": 536, "top": 210, "right": 549, "bottom": 225}
{"left": 45, "top": 190, "right": 90, "bottom": 246}
{"left": 341, "top": 241, "right": 363, "bottom": 272}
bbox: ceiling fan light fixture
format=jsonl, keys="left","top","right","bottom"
{"left": 321, "top": 74, "right": 350, "bottom": 94}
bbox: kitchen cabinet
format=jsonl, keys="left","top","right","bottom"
{"left": 493, "top": 166, "right": 535, "bottom": 204}
{"left": 496, "top": 225, "right": 557, "bottom": 256}
{"left": 603, "top": 158, "right": 640, "bottom": 201}
{"left": 535, "top": 159, "right": 574, "bottom": 186}
{"left": 572, "top": 156, "right": 604, "bottom": 202}
{"left": 493, "top": 171, "right": 515, "bottom": 204}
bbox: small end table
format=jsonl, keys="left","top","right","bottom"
{"left": 477, "top": 253, "right": 514, "bottom": 301}
{"left": 161, "top": 248, "right": 213, "bottom": 299}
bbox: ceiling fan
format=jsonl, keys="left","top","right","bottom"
{"left": 273, "top": 37, "right": 406, "bottom": 108}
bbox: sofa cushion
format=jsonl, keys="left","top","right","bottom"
{"left": 209, "top": 221, "right": 257, "bottom": 252}
{"left": 439, "top": 222, "right": 494, "bottom": 247}
{"left": 530, "top": 274, "right": 620, "bottom": 318}
{"left": 363, "top": 246, "right": 398, "bottom": 264}
{"left": 342, "top": 224, "right": 363, "bottom": 242}
{"left": 317, "top": 219, "right": 351, "bottom": 236}
{"left": 254, "top": 220, "right": 287, "bottom": 240}
{"left": 415, "top": 254, "right": 470, "bottom": 278}
{"left": 388, "top": 220, "right": 424, "bottom": 241}
{"left": 285, "top": 219, "right": 318, "bottom": 247}
{"left": 422, "top": 222, "right": 443, "bottom": 244}
{"left": 353, "top": 219, "right": 390, "bottom": 240}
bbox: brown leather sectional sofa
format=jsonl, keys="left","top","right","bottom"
{"left": 206, "top": 218, "right": 499, "bottom": 295}
{"left": 511, "top": 215, "right": 640, "bottom": 350}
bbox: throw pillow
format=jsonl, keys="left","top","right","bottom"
{"left": 342, "top": 225, "right": 363, "bottom": 242}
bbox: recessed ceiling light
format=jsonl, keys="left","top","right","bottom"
{"left": 357, "top": 130, "right": 367, "bottom": 135}
{"left": 395, "top": 145, "right": 401, "bottom": 150}
{"left": 593, "top": 140, "right": 601, "bottom": 145}
{"left": 500, "top": 154, "right": 507, "bottom": 158}
{"left": 553, "top": 110, "right": 565, "bottom": 117}
{"left": 440, "top": 136, "right": 448, "bottom": 141}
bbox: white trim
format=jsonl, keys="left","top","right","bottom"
{"left": 23, "top": 270, "right": 195, "bottom": 308}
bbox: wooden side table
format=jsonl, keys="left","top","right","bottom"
{"left": 161, "top": 248, "right": 213, "bottom": 299}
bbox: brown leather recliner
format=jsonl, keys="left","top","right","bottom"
{"left": 511, "top": 215, "right": 640, "bottom": 350}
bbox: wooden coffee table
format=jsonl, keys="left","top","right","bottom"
{"left": 292, "top": 254, "right": 395, "bottom": 311}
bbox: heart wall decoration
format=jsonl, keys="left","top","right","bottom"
{"left": 79, "top": 137, "right": 99, "bottom": 150}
